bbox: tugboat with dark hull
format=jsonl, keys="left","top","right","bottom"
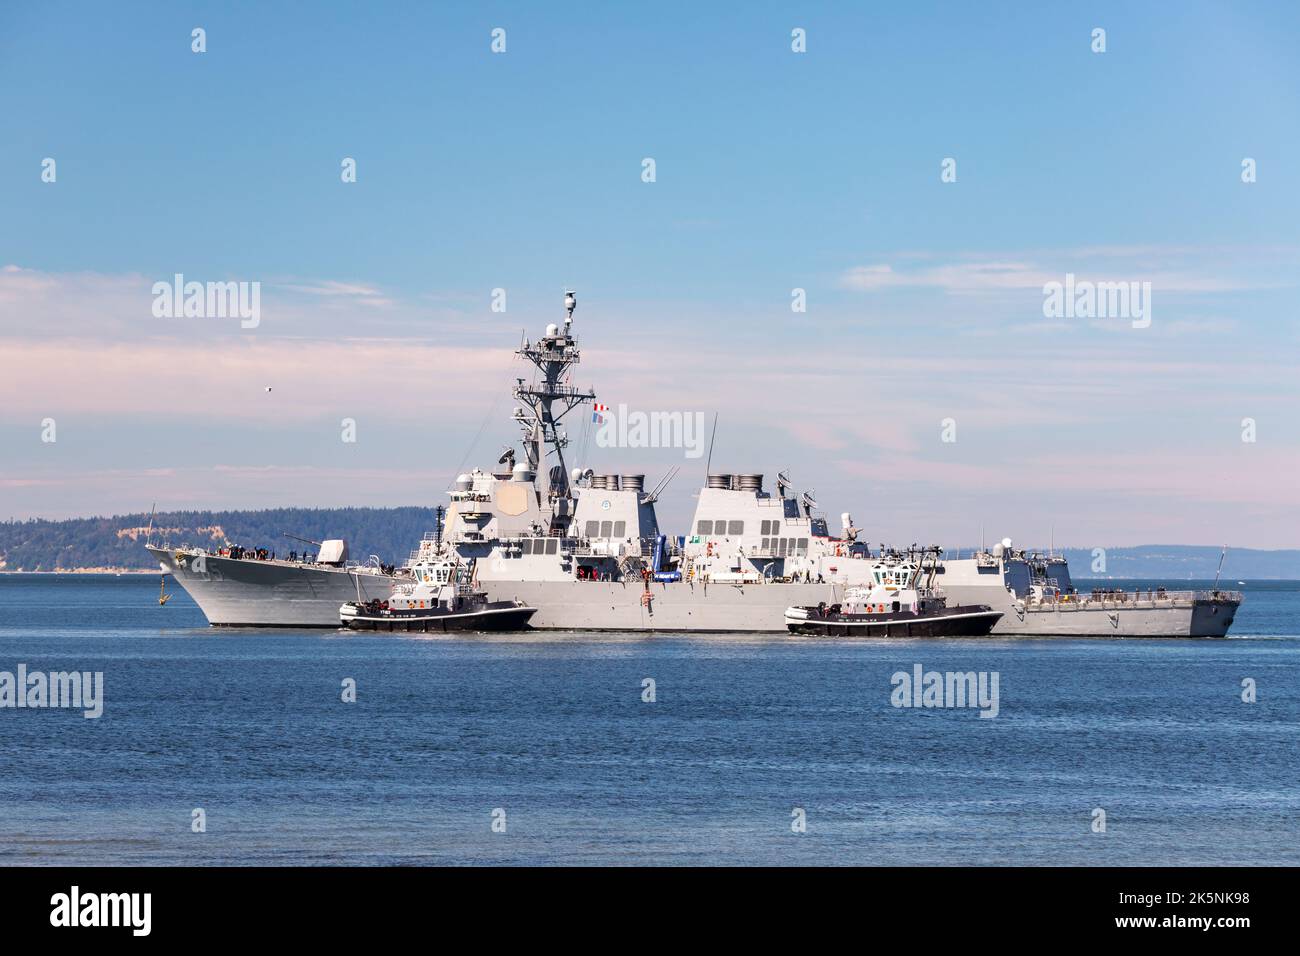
{"left": 340, "top": 557, "right": 535, "bottom": 633}
{"left": 785, "top": 549, "right": 1001, "bottom": 637}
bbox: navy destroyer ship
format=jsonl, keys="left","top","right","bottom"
{"left": 149, "top": 291, "right": 1241, "bottom": 636}
{"left": 421, "top": 294, "right": 1241, "bottom": 636}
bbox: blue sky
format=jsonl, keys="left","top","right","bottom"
{"left": 2, "top": 2, "right": 1298, "bottom": 548}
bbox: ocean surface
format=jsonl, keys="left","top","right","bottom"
{"left": 0, "top": 574, "right": 1296, "bottom": 866}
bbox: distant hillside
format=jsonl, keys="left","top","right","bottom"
{"left": 2, "top": 512, "right": 1297, "bottom": 577}
{"left": 1057, "top": 545, "right": 1300, "bottom": 580}
{"left": 0, "top": 508, "right": 441, "bottom": 571}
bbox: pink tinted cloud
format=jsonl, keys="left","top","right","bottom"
{"left": 0, "top": 338, "right": 515, "bottom": 422}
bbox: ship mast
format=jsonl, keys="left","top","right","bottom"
{"left": 511, "top": 291, "right": 595, "bottom": 530}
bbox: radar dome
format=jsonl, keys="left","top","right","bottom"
{"left": 545, "top": 323, "right": 559, "bottom": 337}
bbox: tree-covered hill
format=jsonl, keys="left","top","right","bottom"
{"left": 0, "top": 508, "right": 441, "bottom": 571}
{"left": 2, "top": 510, "right": 1297, "bottom": 577}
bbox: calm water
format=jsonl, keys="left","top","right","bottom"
{"left": 0, "top": 574, "right": 1296, "bottom": 866}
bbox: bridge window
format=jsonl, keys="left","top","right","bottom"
{"left": 761, "top": 520, "right": 772, "bottom": 535}
{"left": 585, "top": 521, "right": 599, "bottom": 537}
{"left": 545, "top": 538, "right": 558, "bottom": 555}
{"left": 600, "top": 520, "right": 613, "bottom": 537}
{"left": 697, "top": 520, "right": 713, "bottom": 535}
{"left": 613, "top": 521, "right": 626, "bottom": 537}
{"left": 761, "top": 537, "right": 770, "bottom": 551}
{"left": 727, "top": 520, "right": 744, "bottom": 535}
{"left": 771, "top": 521, "right": 780, "bottom": 535}
{"left": 798, "top": 538, "right": 808, "bottom": 555}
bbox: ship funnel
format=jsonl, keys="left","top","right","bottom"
{"left": 738, "top": 473, "right": 763, "bottom": 493}
{"left": 599, "top": 474, "right": 620, "bottom": 491}
{"left": 707, "top": 474, "right": 732, "bottom": 490}
{"left": 620, "top": 474, "right": 645, "bottom": 493}
{"left": 590, "top": 475, "right": 608, "bottom": 490}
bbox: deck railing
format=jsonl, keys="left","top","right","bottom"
{"left": 1027, "top": 589, "right": 1242, "bottom": 609}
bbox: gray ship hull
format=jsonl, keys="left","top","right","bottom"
{"left": 480, "top": 578, "right": 1238, "bottom": 636}
{"left": 941, "top": 583, "right": 1237, "bottom": 637}
{"left": 481, "top": 579, "right": 834, "bottom": 632}
{"left": 150, "top": 545, "right": 1239, "bottom": 638}
{"left": 149, "top": 546, "right": 391, "bottom": 627}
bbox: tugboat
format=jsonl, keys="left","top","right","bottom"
{"left": 340, "top": 556, "right": 535, "bottom": 632}
{"left": 785, "top": 549, "right": 1001, "bottom": 637}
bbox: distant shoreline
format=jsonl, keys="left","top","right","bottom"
{"left": 0, "top": 569, "right": 161, "bottom": 575}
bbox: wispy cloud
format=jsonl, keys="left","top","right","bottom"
{"left": 0, "top": 264, "right": 486, "bottom": 342}
{"left": 840, "top": 261, "right": 1055, "bottom": 292}
{"left": 839, "top": 245, "right": 1297, "bottom": 295}
{"left": 275, "top": 280, "right": 393, "bottom": 305}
